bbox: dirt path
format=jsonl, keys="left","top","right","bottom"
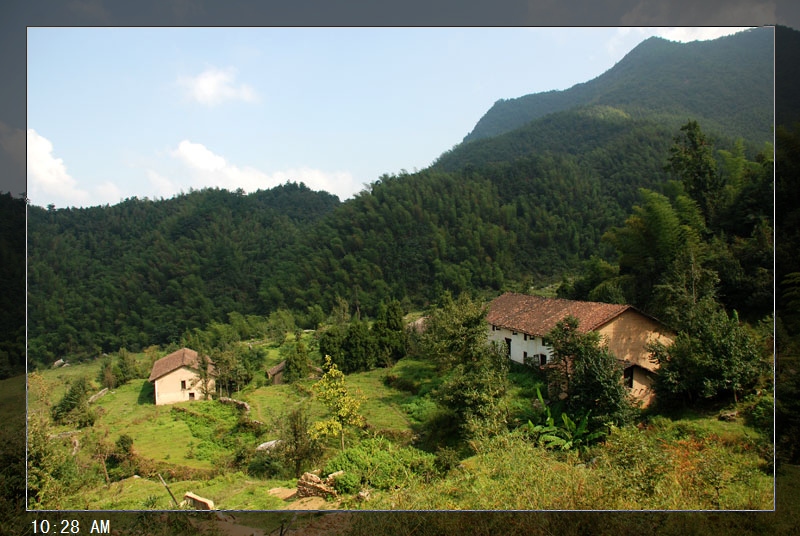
{"left": 268, "top": 487, "right": 339, "bottom": 511}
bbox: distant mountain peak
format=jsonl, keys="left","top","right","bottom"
{"left": 462, "top": 27, "right": 773, "bottom": 146}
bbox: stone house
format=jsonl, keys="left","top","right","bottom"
{"left": 148, "top": 347, "right": 215, "bottom": 405}
{"left": 486, "top": 292, "right": 674, "bottom": 406}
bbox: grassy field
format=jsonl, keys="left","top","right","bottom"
{"left": 25, "top": 343, "right": 775, "bottom": 512}
{"left": 28, "top": 347, "right": 428, "bottom": 510}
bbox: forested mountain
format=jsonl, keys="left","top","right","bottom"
{"left": 25, "top": 29, "right": 775, "bottom": 368}
{"left": 463, "top": 28, "right": 773, "bottom": 146}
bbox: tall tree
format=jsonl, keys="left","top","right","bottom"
{"left": 665, "top": 120, "right": 724, "bottom": 228}
{"left": 545, "top": 317, "right": 634, "bottom": 427}
{"left": 422, "top": 293, "right": 510, "bottom": 439}
{"left": 281, "top": 332, "right": 310, "bottom": 383}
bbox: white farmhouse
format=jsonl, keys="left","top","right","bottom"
{"left": 486, "top": 292, "right": 674, "bottom": 406}
{"left": 148, "top": 347, "right": 215, "bottom": 406}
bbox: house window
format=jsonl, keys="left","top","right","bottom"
{"left": 189, "top": 392, "right": 195, "bottom": 400}
{"left": 523, "top": 351, "right": 528, "bottom": 361}
{"left": 180, "top": 380, "right": 186, "bottom": 390}
{"left": 504, "top": 338, "right": 512, "bottom": 356}
{"left": 538, "top": 353, "right": 547, "bottom": 366}
{"left": 512, "top": 331, "right": 518, "bottom": 336}
{"left": 624, "top": 367, "right": 634, "bottom": 389}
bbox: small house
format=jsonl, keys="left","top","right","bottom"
{"left": 486, "top": 292, "right": 674, "bottom": 406}
{"left": 148, "top": 347, "right": 215, "bottom": 406}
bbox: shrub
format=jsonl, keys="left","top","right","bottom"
{"left": 742, "top": 392, "right": 774, "bottom": 436}
{"left": 323, "top": 438, "right": 436, "bottom": 493}
{"left": 434, "top": 446, "right": 460, "bottom": 475}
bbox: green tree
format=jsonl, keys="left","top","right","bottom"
{"left": 265, "top": 309, "right": 296, "bottom": 347}
{"left": 281, "top": 332, "right": 310, "bottom": 383}
{"left": 371, "top": 299, "right": 407, "bottom": 366}
{"left": 310, "top": 355, "right": 366, "bottom": 451}
{"left": 274, "top": 406, "right": 323, "bottom": 478}
{"left": 420, "top": 292, "right": 492, "bottom": 371}
{"left": 342, "top": 319, "right": 378, "bottom": 373}
{"left": 649, "top": 299, "right": 764, "bottom": 405}
{"left": 665, "top": 120, "right": 724, "bottom": 226}
{"left": 544, "top": 316, "right": 634, "bottom": 428}
{"left": 422, "top": 293, "right": 510, "bottom": 440}
{"left": 547, "top": 317, "right": 633, "bottom": 427}
{"left": 602, "top": 189, "right": 685, "bottom": 311}
{"left": 51, "top": 376, "right": 94, "bottom": 428}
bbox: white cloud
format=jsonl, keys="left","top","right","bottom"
{"left": 146, "top": 169, "right": 180, "bottom": 199}
{"left": 173, "top": 140, "right": 227, "bottom": 171}
{"left": 178, "top": 66, "right": 258, "bottom": 106}
{"left": 169, "top": 139, "right": 358, "bottom": 200}
{"left": 94, "top": 181, "right": 125, "bottom": 206}
{"left": 27, "top": 129, "right": 90, "bottom": 207}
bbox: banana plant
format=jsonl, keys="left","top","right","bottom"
{"left": 523, "top": 387, "right": 606, "bottom": 452}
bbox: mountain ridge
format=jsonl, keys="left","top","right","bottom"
{"left": 462, "top": 28, "right": 773, "bottom": 146}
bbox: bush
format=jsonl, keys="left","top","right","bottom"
{"left": 332, "top": 471, "right": 361, "bottom": 494}
{"left": 742, "top": 392, "right": 774, "bottom": 436}
{"left": 323, "top": 438, "right": 436, "bottom": 493}
{"left": 247, "top": 452, "right": 287, "bottom": 479}
{"left": 434, "top": 446, "right": 460, "bottom": 475}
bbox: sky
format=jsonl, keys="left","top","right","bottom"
{"left": 27, "top": 26, "right": 756, "bottom": 209}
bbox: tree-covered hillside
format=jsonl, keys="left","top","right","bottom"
{"left": 27, "top": 183, "right": 339, "bottom": 363}
{"left": 463, "top": 27, "right": 773, "bottom": 146}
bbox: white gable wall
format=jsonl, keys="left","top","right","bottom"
{"left": 153, "top": 366, "right": 214, "bottom": 406}
{"left": 488, "top": 325, "right": 553, "bottom": 365}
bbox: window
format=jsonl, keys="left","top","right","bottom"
{"left": 538, "top": 354, "right": 548, "bottom": 366}
{"left": 189, "top": 392, "right": 195, "bottom": 400}
{"left": 180, "top": 380, "right": 186, "bottom": 390}
{"left": 523, "top": 351, "right": 528, "bottom": 361}
{"left": 504, "top": 338, "right": 512, "bottom": 356}
{"left": 624, "top": 367, "right": 634, "bottom": 389}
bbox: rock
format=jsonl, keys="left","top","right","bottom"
{"left": 718, "top": 411, "right": 738, "bottom": 422}
{"left": 357, "top": 489, "right": 371, "bottom": 502}
{"left": 88, "top": 388, "right": 109, "bottom": 404}
{"left": 183, "top": 491, "right": 215, "bottom": 510}
{"left": 296, "top": 472, "right": 338, "bottom": 499}
{"left": 256, "top": 439, "right": 282, "bottom": 451}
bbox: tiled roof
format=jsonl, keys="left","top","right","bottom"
{"left": 148, "top": 347, "right": 214, "bottom": 382}
{"left": 486, "top": 292, "right": 631, "bottom": 336}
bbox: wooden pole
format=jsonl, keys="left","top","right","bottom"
{"left": 158, "top": 473, "right": 180, "bottom": 508}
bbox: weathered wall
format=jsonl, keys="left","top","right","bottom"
{"left": 153, "top": 366, "right": 215, "bottom": 405}
{"left": 597, "top": 310, "right": 674, "bottom": 371}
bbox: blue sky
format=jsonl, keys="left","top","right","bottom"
{"left": 27, "top": 27, "right": 754, "bottom": 208}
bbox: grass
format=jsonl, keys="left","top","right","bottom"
{"left": 25, "top": 341, "right": 776, "bottom": 512}
{"left": 60, "top": 472, "right": 297, "bottom": 510}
